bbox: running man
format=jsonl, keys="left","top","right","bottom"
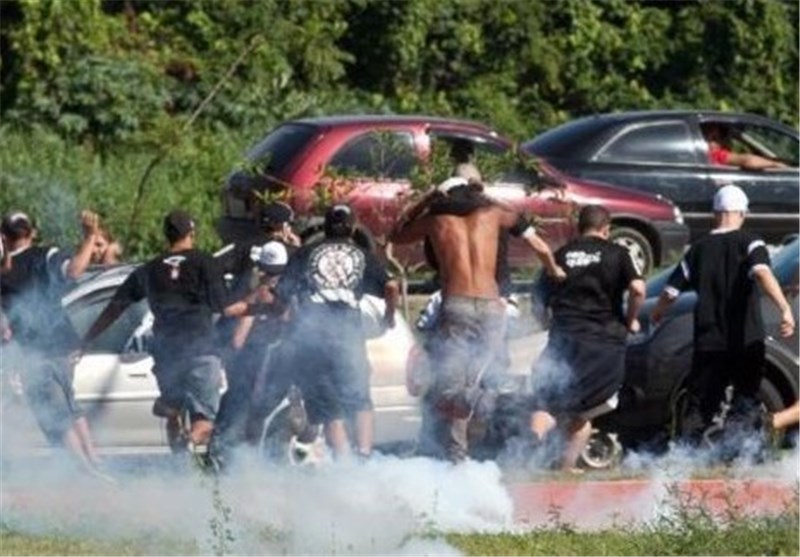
{"left": 390, "top": 177, "right": 521, "bottom": 462}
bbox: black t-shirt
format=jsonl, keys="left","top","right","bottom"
{"left": 214, "top": 241, "right": 258, "bottom": 304}
{"left": 111, "top": 248, "right": 227, "bottom": 359}
{"left": 276, "top": 238, "right": 390, "bottom": 324}
{"left": 545, "top": 236, "right": 641, "bottom": 342}
{"left": 665, "top": 229, "right": 770, "bottom": 351}
{"left": 0, "top": 245, "right": 79, "bottom": 353}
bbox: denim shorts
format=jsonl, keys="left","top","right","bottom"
{"left": 20, "top": 352, "right": 83, "bottom": 445}
{"left": 154, "top": 355, "right": 223, "bottom": 421}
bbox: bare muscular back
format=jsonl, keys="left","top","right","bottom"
{"left": 428, "top": 207, "right": 513, "bottom": 299}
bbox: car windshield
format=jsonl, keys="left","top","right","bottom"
{"left": 245, "top": 123, "right": 318, "bottom": 175}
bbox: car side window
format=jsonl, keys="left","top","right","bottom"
{"left": 734, "top": 123, "right": 799, "bottom": 167}
{"left": 66, "top": 290, "right": 149, "bottom": 353}
{"left": 596, "top": 122, "right": 697, "bottom": 164}
{"left": 328, "top": 132, "right": 416, "bottom": 179}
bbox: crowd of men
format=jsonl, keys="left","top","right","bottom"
{"left": 0, "top": 173, "right": 796, "bottom": 478}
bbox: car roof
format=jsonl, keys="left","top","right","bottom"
{"left": 290, "top": 113, "right": 499, "bottom": 132}
{"left": 524, "top": 110, "right": 798, "bottom": 159}
{"left": 554, "top": 110, "right": 797, "bottom": 134}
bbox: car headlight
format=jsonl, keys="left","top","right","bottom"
{"left": 673, "top": 205, "right": 684, "bottom": 225}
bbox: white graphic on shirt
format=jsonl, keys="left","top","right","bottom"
{"left": 564, "top": 250, "right": 602, "bottom": 268}
{"left": 307, "top": 243, "right": 365, "bottom": 307}
{"left": 163, "top": 255, "right": 187, "bottom": 281}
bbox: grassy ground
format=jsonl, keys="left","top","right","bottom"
{"left": 2, "top": 514, "right": 796, "bottom": 556}
{"left": 2, "top": 487, "right": 797, "bottom": 556}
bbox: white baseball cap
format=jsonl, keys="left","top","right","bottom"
{"left": 436, "top": 176, "right": 469, "bottom": 194}
{"left": 713, "top": 184, "right": 749, "bottom": 213}
{"left": 250, "top": 240, "right": 288, "bottom": 274}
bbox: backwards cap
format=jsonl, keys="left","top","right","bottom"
{"left": 250, "top": 240, "right": 288, "bottom": 275}
{"left": 1, "top": 212, "right": 33, "bottom": 239}
{"left": 260, "top": 202, "right": 294, "bottom": 229}
{"left": 713, "top": 184, "right": 749, "bottom": 213}
{"left": 163, "top": 210, "right": 195, "bottom": 243}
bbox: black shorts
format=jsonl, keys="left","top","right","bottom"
{"left": 293, "top": 337, "right": 372, "bottom": 425}
{"left": 530, "top": 331, "right": 625, "bottom": 417}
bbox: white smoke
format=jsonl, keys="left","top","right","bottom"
{"left": 1, "top": 452, "right": 514, "bottom": 555}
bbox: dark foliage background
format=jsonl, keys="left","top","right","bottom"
{"left": 1, "top": 0, "right": 797, "bottom": 258}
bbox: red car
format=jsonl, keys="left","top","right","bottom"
{"left": 219, "top": 115, "right": 688, "bottom": 274}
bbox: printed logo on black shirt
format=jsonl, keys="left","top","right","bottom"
{"left": 163, "top": 255, "right": 186, "bottom": 280}
{"left": 565, "top": 250, "right": 602, "bottom": 268}
{"left": 307, "top": 242, "right": 366, "bottom": 307}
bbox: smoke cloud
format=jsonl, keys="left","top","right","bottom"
{"left": 1, "top": 452, "right": 515, "bottom": 555}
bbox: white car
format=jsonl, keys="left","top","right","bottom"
{"left": 1, "top": 265, "right": 420, "bottom": 456}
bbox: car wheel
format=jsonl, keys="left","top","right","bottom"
{"left": 579, "top": 429, "right": 623, "bottom": 470}
{"left": 610, "top": 226, "right": 654, "bottom": 276}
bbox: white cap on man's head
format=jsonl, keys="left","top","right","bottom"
{"left": 713, "top": 184, "right": 749, "bottom": 213}
{"left": 250, "top": 240, "right": 288, "bottom": 274}
{"left": 436, "top": 176, "right": 469, "bottom": 195}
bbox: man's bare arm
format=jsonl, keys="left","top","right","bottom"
{"left": 383, "top": 279, "right": 400, "bottom": 328}
{"left": 390, "top": 213, "right": 433, "bottom": 245}
{"left": 522, "top": 229, "right": 566, "bottom": 280}
{"left": 753, "top": 266, "right": 795, "bottom": 337}
{"left": 390, "top": 192, "right": 435, "bottom": 244}
{"left": 66, "top": 211, "right": 100, "bottom": 279}
{"left": 727, "top": 152, "right": 788, "bottom": 171}
{"left": 650, "top": 291, "right": 677, "bottom": 326}
{"left": 625, "top": 278, "right": 646, "bottom": 333}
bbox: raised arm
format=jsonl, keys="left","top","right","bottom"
{"left": 66, "top": 210, "right": 101, "bottom": 279}
{"left": 390, "top": 192, "right": 435, "bottom": 244}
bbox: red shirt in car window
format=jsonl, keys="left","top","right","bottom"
{"left": 708, "top": 144, "right": 731, "bottom": 165}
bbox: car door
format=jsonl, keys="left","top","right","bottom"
{"left": 66, "top": 287, "right": 163, "bottom": 450}
{"left": 324, "top": 130, "right": 418, "bottom": 239}
{"left": 361, "top": 295, "right": 421, "bottom": 445}
{"left": 700, "top": 120, "right": 799, "bottom": 244}
{"left": 590, "top": 120, "right": 712, "bottom": 237}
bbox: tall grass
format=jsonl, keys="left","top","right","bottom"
{"left": 0, "top": 126, "right": 264, "bottom": 260}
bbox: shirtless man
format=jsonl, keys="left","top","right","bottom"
{"left": 390, "top": 176, "right": 521, "bottom": 462}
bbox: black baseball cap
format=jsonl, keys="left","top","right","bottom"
{"left": 260, "top": 202, "right": 294, "bottom": 228}
{"left": 325, "top": 204, "right": 354, "bottom": 227}
{"left": 324, "top": 204, "right": 356, "bottom": 238}
{"left": 1, "top": 211, "right": 33, "bottom": 240}
{"left": 163, "top": 210, "right": 195, "bottom": 243}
